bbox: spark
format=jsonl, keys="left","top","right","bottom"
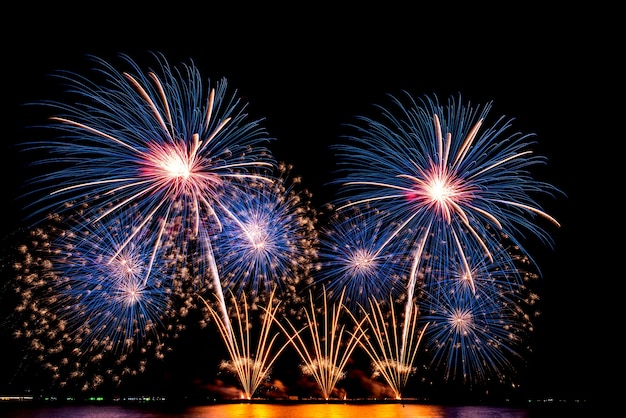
{"left": 200, "top": 289, "right": 291, "bottom": 400}
{"left": 271, "top": 287, "right": 366, "bottom": 400}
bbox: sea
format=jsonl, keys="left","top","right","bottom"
{"left": 0, "top": 400, "right": 592, "bottom": 418}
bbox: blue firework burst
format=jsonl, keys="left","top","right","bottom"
{"left": 9, "top": 207, "right": 201, "bottom": 392}
{"left": 48, "top": 210, "right": 172, "bottom": 355}
{"left": 331, "top": 92, "right": 562, "bottom": 293}
{"left": 417, "top": 242, "right": 539, "bottom": 385}
{"left": 313, "top": 204, "right": 409, "bottom": 312}
{"left": 328, "top": 92, "right": 560, "bottom": 387}
{"left": 19, "top": 53, "right": 276, "bottom": 293}
{"left": 213, "top": 162, "right": 318, "bottom": 301}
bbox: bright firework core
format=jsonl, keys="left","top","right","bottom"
{"left": 151, "top": 138, "right": 197, "bottom": 182}
{"left": 161, "top": 153, "right": 191, "bottom": 179}
{"left": 350, "top": 249, "right": 375, "bottom": 270}
{"left": 410, "top": 163, "right": 468, "bottom": 225}
{"left": 245, "top": 222, "right": 268, "bottom": 250}
{"left": 427, "top": 177, "right": 453, "bottom": 204}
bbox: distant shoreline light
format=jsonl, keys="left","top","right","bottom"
{"left": 0, "top": 395, "right": 589, "bottom": 405}
{"left": 0, "top": 395, "right": 34, "bottom": 401}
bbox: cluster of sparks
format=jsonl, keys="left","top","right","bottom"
{"left": 272, "top": 288, "right": 365, "bottom": 400}
{"left": 347, "top": 297, "right": 428, "bottom": 400}
{"left": 9, "top": 210, "right": 206, "bottom": 392}
{"left": 200, "top": 289, "right": 290, "bottom": 400}
{"left": 2, "top": 53, "right": 562, "bottom": 400}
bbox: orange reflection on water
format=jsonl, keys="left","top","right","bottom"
{"left": 187, "top": 403, "right": 447, "bottom": 418}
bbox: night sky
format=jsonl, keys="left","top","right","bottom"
{"left": 1, "top": 3, "right": 616, "bottom": 405}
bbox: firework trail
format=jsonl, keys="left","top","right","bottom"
{"left": 330, "top": 92, "right": 562, "bottom": 381}
{"left": 200, "top": 289, "right": 292, "bottom": 400}
{"left": 346, "top": 296, "right": 428, "bottom": 400}
{"left": 271, "top": 287, "right": 366, "bottom": 400}
{"left": 313, "top": 204, "right": 408, "bottom": 313}
{"left": 19, "top": 52, "right": 276, "bottom": 328}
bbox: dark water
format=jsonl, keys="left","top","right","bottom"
{"left": 0, "top": 402, "right": 591, "bottom": 418}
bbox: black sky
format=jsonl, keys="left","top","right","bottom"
{"left": 2, "top": 3, "right": 617, "bottom": 405}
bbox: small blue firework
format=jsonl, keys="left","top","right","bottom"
{"left": 10, "top": 206, "right": 201, "bottom": 392}
{"left": 213, "top": 162, "right": 318, "bottom": 301}
{"left": 48, "top": 210, "right": 171, "bottom": 355}
{"left": 417, "top": 242, "right": 539, "bottom": 385}
{"left": 313, "top": 204, "right": 408, "bottom": 313}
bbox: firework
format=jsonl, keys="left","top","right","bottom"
{"left": 331, "top": 92, "right": 561, "bottom": 293}
{"left": 271, "top": 287, "right": 366, "bottom": 400}
{"left": 9, "top": 208, "right": 209, "bottom": 393}
{"left": 200, "top": 289, "right": 291, "bottom": 400}
{"left": 47, "top": 209, "right": 173, "bottom": 355}
{"left": 417, "top": 241, "right": 540, "bottom": 386}
{"left": 313, "top": 204, "right": 408, "bottom": 313}
{"left": 19, "top": 52, "right": 277, "bottom": 327}
{"left": 329, "top": 92, "right": 561, "bottom": 384}
{"left": 197, "top": 162, "right": 319, "bottom": 399}
{"left": 346, "top": 296, "right": 428, "bottom": 400}
{"left": 9, "top": 52, "right": 564, "bottom": 398}
{"left": 213, "top": 162, "right": 318, "bottom": 301}
{"left": 200, "top": 161, "right": 318, "bottom": 400}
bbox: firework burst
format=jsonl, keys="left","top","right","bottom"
{"left": 417, "top": 240, "right": 540, "bottom": 386}
{"left": 9, "top": 208, "right": 211, "bottom": 393}
{"left": 213, "top": 162, "right": 318, "bottom": 302}
{"left": 346, "top": 296, "right": 428, "bottom": 400}
{"left": 45, "top": 209, "right": 172, "bottom": 355}
{"left": 19, "top": 52, "right": 276, "bottom": 327}
{"left": 330, "top": 92, "right": 561, "bottom": 387}
{"left": 271, "top": 287, "right": 366, "bottom": 400}
{"left": 200, "top": 289, "right": 291, "bottom": 400}
{"left": 331, "top": 92, "right": 562, "bottom": 294}
{"left": 313, "top": 204, "right": 408, "bottom": 313}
